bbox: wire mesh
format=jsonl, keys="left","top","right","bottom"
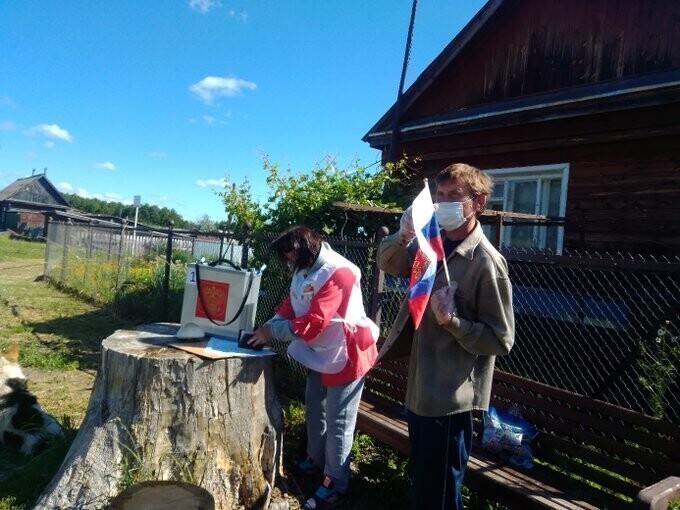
{"left": 498, "top": 247, "right": 680, "bottom": 423}
{"left": 44, "top": 221, "right": 680, "bottom": 424}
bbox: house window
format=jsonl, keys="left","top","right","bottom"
{"left": 483, "top": 164, "right": 569, "bottom": 252}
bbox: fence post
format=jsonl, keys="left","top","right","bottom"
{"left": 43, "top": 216, "right": 51, "bottom": 278}
{"left": 370, "top": 226, "right": 389, "bottom": 329}
{"left": 114, "top": 222, "right": 126, "bottom": 291}
{"left": 241, "top": 223, "right": 251, "bottom": 269}
{"left": 84, "top": 221, "right": 93, "bottom": 287}
{"left": 163, "top": 221, "right": 174, "bottom": 321}
{"left": 61, "top": 220, "right": 71, "bottom": 283}
{"left": 494, "top": 215, "right": 502, "bottom": 249}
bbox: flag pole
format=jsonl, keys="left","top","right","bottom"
{"left": 424, "top": 178, "right": 452, "bottom": 287}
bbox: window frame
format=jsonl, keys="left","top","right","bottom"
{"left": 484, "top": 163, "right": 570, "bottom": 252}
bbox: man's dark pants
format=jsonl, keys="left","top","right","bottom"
{"left": 407, "top": 410, "right": 473, "bottom": 510}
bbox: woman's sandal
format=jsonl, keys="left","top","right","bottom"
{"left": 303, "top": 476, "right": 344, "bottom": 510}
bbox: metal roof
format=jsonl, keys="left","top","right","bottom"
{"left": 0, "top": 174, "right": 70, "bottom": 207}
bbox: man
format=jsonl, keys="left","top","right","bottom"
{"left": 377, "top": 163, "right": 515, "bottom": 510}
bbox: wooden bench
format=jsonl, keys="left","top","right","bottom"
{"left": 357, "top": 356, "right": 680, "bottom": 509}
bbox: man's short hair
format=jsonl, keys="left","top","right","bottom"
{"left": 435, "top": 163, "right": 493, "bottom": 197}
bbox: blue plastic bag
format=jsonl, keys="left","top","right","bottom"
{"left": 482, "top": 405, "right": 538, "bottom": 469}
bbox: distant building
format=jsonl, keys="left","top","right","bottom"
{"left": 0, "top": 172, "right": 70, "bottom": 237}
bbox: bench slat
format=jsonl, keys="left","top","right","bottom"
{"left": 516, "top": 404, "right": 680, "bottom": 478}
{"left": 492, "top": 383, "right": 680, "bottom": 458}
{"left": 533, "top": 430, "right": 661, "bottom": 488}
{"left": 465, "top": 451, "right": 606, "bottom": 509}
{"left": 494, "top": 370, "right": 680, "bottom": 441}
{"left": 374, "top": 358, "right": 410, "bottom": 376}
{"left": 366, "top": 367, "right": 408, "bottom": 391}
{"left": 534, "top": 445, "right": 641, "bottom": 499}
{"left": 357, "top": 400, "right": 409, "bottom": 455}
{"left": 364, "top": 378, "right": 406, "bottom": 404}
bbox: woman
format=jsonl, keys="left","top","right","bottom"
{"left": 249, "top": 225, "right": 378, "bottom": 510}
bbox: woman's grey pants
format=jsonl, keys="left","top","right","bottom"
{"left": 305, "top": 370, "right": 365, "bottom": 494}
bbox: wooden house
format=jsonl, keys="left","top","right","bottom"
{"left": 0, "top": 172, "right": 70, "bottom": 236}
{"left": 364, "top": 0, "right": 680, "bottom": 255}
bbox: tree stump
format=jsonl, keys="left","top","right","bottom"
{"left": 34, "top": 323, "right": 283, "bottom": 510}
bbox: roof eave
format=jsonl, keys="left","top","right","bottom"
{"left": 365, "top": 73, "right": 680, "bottom": 147}
{"left": 363, "top": 0, "right": 505, "bottom": 142}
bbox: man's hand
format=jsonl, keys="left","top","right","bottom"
{"left": 249, "top": 324, "right": 273, "bottom": 348}
{"left": 430, "top": 284, "right": 458, "bottom": 326}
{"left": 398, "top": 206, "right": 416, "bottom": 244}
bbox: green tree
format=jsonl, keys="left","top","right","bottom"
{"left": 220, "top": 155, "right": 409, "bottom": 238}
{"left": 187, "top": 214, "right": 218, "bottom": 232}
{"left": 62, "top": 193, "right": 189, "bottom": 228}
{"left": 218, "top": 179, "right": 266, "bottom": 234}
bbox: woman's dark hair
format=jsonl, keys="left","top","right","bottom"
{"left": 270, "top": 225, "right": 322, "bottom": 271}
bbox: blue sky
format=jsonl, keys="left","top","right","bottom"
{"left": 0, "top": 1, "right": 486, "bottom": 222}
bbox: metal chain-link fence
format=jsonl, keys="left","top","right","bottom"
{"left": 374, "top": 247, "right": 680, "bottom": 424}
{"left": 43, "top": 221, "right": 243, "bottom": 320}
{"left": 499, "top": 248, "right": 680, "bottom": 423}
{"left": 44, "top": 220, "right": 680, "bottom": 424}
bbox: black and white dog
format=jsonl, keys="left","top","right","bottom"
{"left": 0, "top": 343, "right": 62, "bottom": 454}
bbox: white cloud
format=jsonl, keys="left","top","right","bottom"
{"left": 29, "top": 123, "right": 74, "bottom": 143}
{"left": 103, "top": 192, "right": 122, "bottom": 200}
{"left": 189, "top": 0, "right": 221, "bottom": 14}
{"left": 66, "top": 185, "right": 131, "bottom": 204}
{"left": 227, "top": 9, "right": 249, "bottom": 22}
{"left": 0, "top": 95, "right": 16, "bottom": 109}
{"left": 189, "top": 76, "right": 256, "bottom": 104}
{"left": 0, "top": 121, "right": 15, "bottom": 131}
{"left": 150, "top": 151, "right": 167, "bottom": 159}
{"left": 95, "top": 161, "right": 116, "bottom": 171}
{"left": 203, "top": 115, "right": 215, "bottom": 125}
{"left": 196, "top": 177, "right": 228, "bottom": 188}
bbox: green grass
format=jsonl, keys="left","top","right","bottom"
{"left": 0, "top": 232, "right": 46, "bottom": 259}
{"left": 0, "top": 233, "right": 132, "bottom": 509}
{"left": 0, "top": 418, "right": 78, "bottom": 510}
{"left": 0, "top": 233, "right": 132, "bottom": 372}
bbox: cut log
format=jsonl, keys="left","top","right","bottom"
{"left": 34, "top": 323, "right": 283, "bottom": 510}
{"left": 109, "top": 480, "right": 214, "bottom": 510}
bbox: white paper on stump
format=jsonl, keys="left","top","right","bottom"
{"left": 204, "top": 337, "right": 276, "bottom": 358}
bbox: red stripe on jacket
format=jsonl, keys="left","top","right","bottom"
{"left": 275, "top": 267, "right": 377, "bottom": 386}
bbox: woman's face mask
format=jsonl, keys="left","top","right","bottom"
{"left": 435, "top": 199, "right": 473, "bottom": 231}
{"left": 281, "top": 251, "right": 297, "bottom": 274}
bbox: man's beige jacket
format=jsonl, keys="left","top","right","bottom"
{"left": 376, "top": 222, "right": 515, "bottom": 417}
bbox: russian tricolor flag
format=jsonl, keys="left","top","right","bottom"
{"left": 407, "top": 182, "right": 445, "bottom": 329}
